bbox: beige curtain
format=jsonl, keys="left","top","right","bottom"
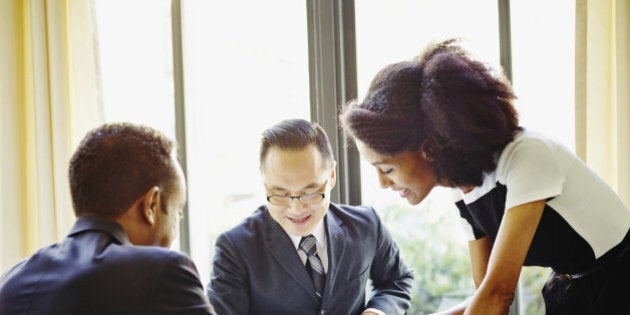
{"left": 575, "top": 0, "right": 630, "bottom": 207}
{"left": 0, "top": 0, "right": 102, "bottom": 272}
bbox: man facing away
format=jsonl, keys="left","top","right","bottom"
{"left": 0, "top": 122, "right": 216, "bottom": 315}
{"left": 207, "top": 118, "right": 414, "bottom": 315}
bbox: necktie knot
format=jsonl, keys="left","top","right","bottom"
{"left": 299, "top": 235, "right": 318, "bottom": 257}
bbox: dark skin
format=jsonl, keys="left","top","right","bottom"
{"left": 355, "top": 139, "right": 546, "bottom": 315}
{"left": 114, "top": 155, "right": 186, "bottom": 248}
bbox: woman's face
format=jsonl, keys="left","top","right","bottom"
{"left": 355, "top": 140, "right": 438, "bottom": 205}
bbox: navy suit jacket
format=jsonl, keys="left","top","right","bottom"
{"left": 207, "top": 203, "right": 413, "bottom": 315}
{"left": 0, "top": 216, "right": 215, "bottom": 315}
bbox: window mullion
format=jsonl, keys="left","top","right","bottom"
{"left": 307, "top": 0, "right": 361, "bottom": 205}
{"left": 171, "top": 0, "right": 190, "bottom": 254}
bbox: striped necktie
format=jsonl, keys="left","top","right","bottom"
{"left": 299, "top": 234, "right": 325, "bottom": 298}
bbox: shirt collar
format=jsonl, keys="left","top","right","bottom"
{"left": 69, "top": 215, "right": 131, "bottom": 245}
{"left": 289, "top": 216, "right": 327, "bottom": 250}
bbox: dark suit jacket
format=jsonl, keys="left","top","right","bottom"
{"left": 0, "top": 216, "right": 215, "bottom": 315}
{"left": 207, "top": 203, "right": 414, "bottom": 315}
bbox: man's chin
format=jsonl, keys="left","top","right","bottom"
{"left": 284, "top": 219, "right": 314, "bottom": 236}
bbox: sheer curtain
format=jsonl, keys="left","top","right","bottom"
{"left": 0, "top": 0, "right": 102, "bottom": 272}
{"left": 575, "top": 0, "right": 630, "bottom": 206}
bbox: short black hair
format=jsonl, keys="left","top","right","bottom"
{"left": 68, "top": 122, "right": 178, "bottom": 217}
{"left": 260, "top": 118, "right": 335, "bottom": 170}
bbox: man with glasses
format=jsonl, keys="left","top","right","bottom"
{"left": 207, "top": 118, "right": 413, "bottom": 315}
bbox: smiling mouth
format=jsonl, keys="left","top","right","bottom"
{"left": 289, "top": 215, "right": 311, "bottom": 224}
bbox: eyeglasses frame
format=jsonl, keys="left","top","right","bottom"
{"left": 265, "top": 180, "right": 328, "bottom": 206}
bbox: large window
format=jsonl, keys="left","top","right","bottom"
{"left": 97, "top": 0, "right": 176, "bottom": 137}
{"left": 96, "top": 0, "right": 310, "bottom": 286}
{"left": 354, "top": 1, "right": 499, "bottom": 313}
{"left": 511, "top": 0, "right": 575, "bottom": 150}
{"left": 510, "top": 1, "right": 575, "bottom": 313}
{"left": 95, "top": 0, "right": 181, "bottom": 248}
{"left": 95, "top": 1, "right": 576, "bottom": 314}
{"left": 179, "top": 0, "right": 310, "bottom": 286}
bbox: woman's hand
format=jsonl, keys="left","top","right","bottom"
{"left": 464, "top": 199, "right": 547, "bottom": 315}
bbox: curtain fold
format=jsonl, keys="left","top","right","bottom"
{"left": 0, "top": 0, "right": 103, "bottom": 272}
{"left": 575, "top": 0, "right": 630, "bottom": 206}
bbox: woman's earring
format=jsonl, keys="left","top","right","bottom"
{"left": 420, "top": 139, "right": 436, "bottom": 163}
{"left": 420, "top": 150, "right": 434, "bottom": 162}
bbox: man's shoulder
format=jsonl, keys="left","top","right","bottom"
{"left": 68, "top": 228, "right": 193, "bottom": 268}
{"left": 117, "top": 242, "right": 183, "bottom": 257}
{"left": 0, "top": 245, "right": 205, "bottom": 315}
{"left": 0, "top": 238, "right": 191, "bottom": 290}
{"left": 329, "top": 203, "right": 380, "bottom": 225}
{"left": 95, "top": 243, "right": 194, "bottom": 272}
{"left": 218, "top": 206, "right": 268, "bottom": 240}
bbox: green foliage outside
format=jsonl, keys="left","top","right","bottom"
{"left": 519, "top": 267, "right": 549, "bottom": 314}
{"left": 379, "top": 200, "right": 548, "bottom": 314}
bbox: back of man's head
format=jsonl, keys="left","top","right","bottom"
{"left": 69, "top": 122, "right": 177, "bottom": 217}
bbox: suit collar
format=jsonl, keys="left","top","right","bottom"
{"left": 263, "top": 208, "right": 317, "bottom": 301}
{"left": 287, "top": 219, "right": 327, "bottom": 250}
{"left": 321, "top": 203, "right": 347, "bottom": 303}
{"left": 69, "top": 216, "right": 131, "bottom": 245}
{"left": 263, "top": 204, "right": 348, "bottom": 304}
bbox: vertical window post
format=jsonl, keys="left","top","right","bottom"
{"left": 498, "top": 1, "right": 519, "bottom": 314}
{"left": 307, "top": 0, "right": 361, "bottom": 205}
{"left": 171, "top": 0, "right": 190, "bottom": 254}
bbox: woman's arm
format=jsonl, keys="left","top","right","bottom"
{"left": 430, "top": 237, "right": 493, "bottom": 315}
{"left": 464, "top": 199, "right": 546, "bottom": 315}
{"left": 469, "top": 236, "right": 492, "bottom": 288}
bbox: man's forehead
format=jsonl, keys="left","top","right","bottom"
{"left": 265, "top": 181, "right": 321, "bottom": 192}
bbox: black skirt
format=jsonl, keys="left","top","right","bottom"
{"left": 542, "top": 230, "right": 630, "bottom": 314}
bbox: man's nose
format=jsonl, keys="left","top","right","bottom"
{"left": 288, "top": 197, "right": 307, "bottom": 210}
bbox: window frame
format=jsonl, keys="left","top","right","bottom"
{"left": 170, "top": 0, "right": 513, "bottom": 246}
{"left": 169, "top": 0, "right": 518, "bottom": 313}
{"left": 306, "top": 0, "right": 361, "bottom": 206}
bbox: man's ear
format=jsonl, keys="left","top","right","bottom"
{"left": 141, "top": 186, "right": 161, "bottom": 225}
{"left": 328, "top": 160, "right": 337, "bottom": 189}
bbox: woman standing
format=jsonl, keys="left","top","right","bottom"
{"left": 340, "top": 38, "right": 630, "bottom": 315}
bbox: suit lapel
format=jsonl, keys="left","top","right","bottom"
{"left": 263, "top": 209, "right": 319, "bottom": 302}
{"left": 322, "top": 207, "right": 347, "bottom": 303}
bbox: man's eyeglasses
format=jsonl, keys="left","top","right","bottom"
{"left": 266, "top": 181, "right": 327, "bottom": 206}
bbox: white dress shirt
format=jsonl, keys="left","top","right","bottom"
{"left": 287, "top": 219, "right": 385, "bottom": 315}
